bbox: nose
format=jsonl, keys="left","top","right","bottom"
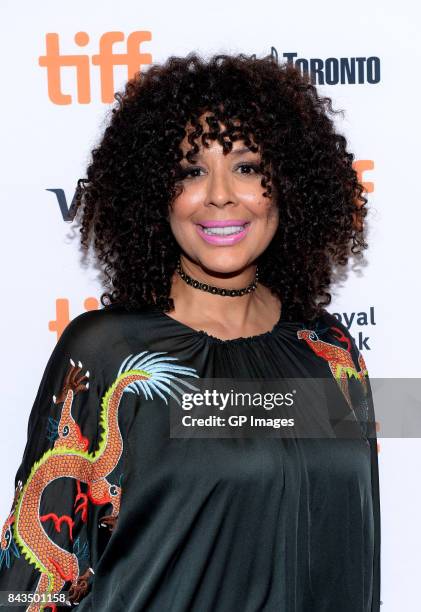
{"left": 205, "top": 167, "right": 236, "bottom": 208}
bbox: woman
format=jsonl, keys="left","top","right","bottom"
{"left": 0, "top": 52, "right": 380, "bottom": 611}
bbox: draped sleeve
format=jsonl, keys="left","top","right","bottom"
{"left": 353, "top": 346, "right": 381, "bottom": 612}
{"left": 322, "top": 311, "right": 381, "bottom": 611}
{"left": 0, "top": 310, "right": 128, "bottom": 610}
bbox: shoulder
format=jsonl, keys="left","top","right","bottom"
{"left": 55, "top": 303, "right": 159, "bottom": 360}
{"left": 62, "top": 302, "right": 158, "bottom": 337}
{"left": 316, "top": 308, "right": 362, "bottom": 367}
{"left": 317, "top": 308, "right": 347, "bottom": 333}
{"left": 58, "top": 304, "right": 120, "bottom": 346}
{"left": 51, "top": 304, "right": 137, "bottom": 364}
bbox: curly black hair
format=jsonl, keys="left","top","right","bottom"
{"left": 73, "top": 50, "right": 368, "bottom": 323}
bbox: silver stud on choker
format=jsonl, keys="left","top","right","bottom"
{"left": 176, "top": 259, "right": 259, "bottom": 297}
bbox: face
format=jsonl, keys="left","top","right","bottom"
{"left": 168, "top": 114, "right": 279, "bottom": 277}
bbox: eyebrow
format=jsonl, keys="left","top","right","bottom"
{"left": 231, "top": 146, "right": 259, "bottom": 156}
{"left": 185, "top": 146, "right": 259, "bottom": 160}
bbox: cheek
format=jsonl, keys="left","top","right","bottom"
{"left": 168, "top": 196, "right": 197, "bottom": 241}
{"left": 253, "top": 202, "right": 279, "bottom": 242}
{"left": 267, "top": 201, "right": 279, "bottom": 223}
{"left": 236, "top": 183, "right": 263, "bottom": 206}
{"left": 175, "top": 182, "right": 206, "bottom": 209}
{"left": 169, "top": 196, "right": 191, "bottom": 225}
{"left": 169, "top": 187, "right": 203, "bottom": 222}
{"left": 236, "top": 181, "right": 275, "bottom": 215}
{"left": 249, "top": 196, "right": 279, "bottom": 226}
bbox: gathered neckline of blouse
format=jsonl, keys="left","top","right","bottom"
{"left": 156, "top": 307, "right": 285, "bottom": 346}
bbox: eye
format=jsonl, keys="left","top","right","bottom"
{"left": 109, "top": 485, "right": 118, "bottom": 496}
{"left": 178, "top": 166, "right": 204, "bottom": 180}
{"left": 62, "top": 425, "right": 69, "bottom": 437}
{"left": 235, "top": 163, "right": 261, "bottom": 175}
{"left": 177, "top": 162, "right": 261, "bottom": 181}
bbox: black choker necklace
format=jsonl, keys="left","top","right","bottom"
{"left": 176, "top": 259, "right": 259, "bottom": 297}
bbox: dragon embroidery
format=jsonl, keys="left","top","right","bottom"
{"left": 0, "top": 351, "right": 200, "bottom": 611}
{"left": 297, "top": 324, "right": 368, "bottom": 407}
{"left": 296, "top": 323, "right": 371, "bottom": 441}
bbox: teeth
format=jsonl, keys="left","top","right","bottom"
{"left": 202, "top": 225, "right": 246, "bottom": 236}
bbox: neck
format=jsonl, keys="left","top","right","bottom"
{"left": 168, "top": 257, "right": 274, "bottom": 329}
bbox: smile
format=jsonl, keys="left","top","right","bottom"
{"left": 202, "top": 225, "right": 247, "bottom": 236}
{"left": 195, "top": 221, "right": 251, "bottom": 245}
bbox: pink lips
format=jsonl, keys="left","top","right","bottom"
{"left": 195, "top": 219, "right": 251, "bottom": 245}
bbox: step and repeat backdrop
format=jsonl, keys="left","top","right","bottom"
{"left": 1, "top": 0, "right": 420, "bottom": 609}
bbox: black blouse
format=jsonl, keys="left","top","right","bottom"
{"left": 0, "top": 303, "right": 380, "bottom": 611}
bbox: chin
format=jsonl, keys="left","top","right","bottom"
{"left": 197, "top": 255, "right": 251, "bottom": 276}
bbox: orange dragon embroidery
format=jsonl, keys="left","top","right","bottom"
{"left": 297, "top": 324, "right": 368, "bottom": 409}
{"left": 0, "top": 351, "right": 200, "bottom": 611}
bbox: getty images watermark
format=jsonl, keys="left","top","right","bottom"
{"left": 167, "top": 377, "right": 421, "bottom": 439}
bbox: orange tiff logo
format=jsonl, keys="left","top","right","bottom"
{"left": 38, "top": 31, "right": 152, "bottom": 104}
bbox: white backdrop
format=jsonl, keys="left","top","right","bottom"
{"left": 1, "top": 0, "right": 420, "bottom": 608}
